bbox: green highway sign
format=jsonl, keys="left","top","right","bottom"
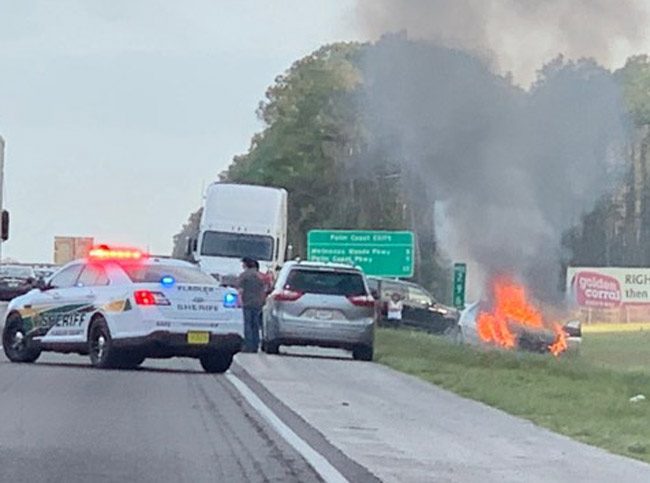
{"left": 453, "top": 262, "right": 467, "bottom": 309}
{"left": 307, "top": 230, "right": 414, "bottom": 277}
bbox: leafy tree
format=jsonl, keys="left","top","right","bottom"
{"left": 171, "top": 208, "right": 202, "bottom": 261}
{"left": 223, "top": 42, "right": 371, "bottom": 255}
{"left": 618, "top": 55, "right": 650, "bottom": 126}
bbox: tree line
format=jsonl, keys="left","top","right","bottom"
{"left": 173, "top": 40, "right": 650, "bottom": 302}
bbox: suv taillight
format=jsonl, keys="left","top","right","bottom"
{"left": 273, "top": 289, "right": 303, "bottom": 302}
{"left": 134, "top": 290, "right": 171, "bottom": 306}
{"left": 347, "top": 294, "right": 375, "bottom": 307}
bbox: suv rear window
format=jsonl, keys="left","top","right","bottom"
{"left": 285, "top": 269, "right": 366, "bottom": 296}
{"left": 123, "top": 264, "right": 218, "bottom": 285}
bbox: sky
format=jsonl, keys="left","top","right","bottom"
{"left": 0, "top": 0, "right": 360, "bottom": 262}
{"left": 2, "top": 1, "right": 650, "bottom": 263}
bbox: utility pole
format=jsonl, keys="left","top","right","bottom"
{"left": 0, "top": 135, "right": 4, "bottom": 262}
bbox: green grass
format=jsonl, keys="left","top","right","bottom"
{"left": 375, "top": 329, "right": 650, "bottom": 462}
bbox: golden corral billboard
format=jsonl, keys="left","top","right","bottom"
{"left": 566, "top": 267, "right": 650, "bottom": 308}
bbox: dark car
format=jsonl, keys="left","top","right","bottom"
{"left": 0, "top": 265, "right": 37, "bottom": 301}
{"left": 367, "top": 277, "right": 459, "bottom": 334}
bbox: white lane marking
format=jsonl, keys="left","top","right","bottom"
{"left": 226, "top": 373, "right": 349, "bottom": 483}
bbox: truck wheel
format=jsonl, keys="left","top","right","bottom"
{"left": 352, "top": 345, "right": 373, "bottom": 361}
{"left": 2, "top": 313, "right": 41, "bottom": 363}
{"left": 200, "top": 351, "right": 233, "bottom": 374}
{"left": 88, "top": 317, "right": 117, "bottom": 369}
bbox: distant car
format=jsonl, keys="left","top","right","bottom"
{"left": 0, "top": 265, "right": 37, "bottom": 301}
{"left": 2, "top": 247, "right": 243, "bottom": 372}
{"left": 262, "top": 261, "right": 376, "bottom": 360}
{"left": 33, "top": 266, "right": 58, "bottom": 281}
{"left": 367, "top": 277, "right": 459, "bottom": 334}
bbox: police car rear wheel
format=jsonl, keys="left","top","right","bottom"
{"left": 88, "top": 318, "right": 117, "bottom": 369}
{"left": 2, "top": 313, "right": 41, "bottom": 363}
{"left": 199, "top": 351, "right": 233, "bottom": 373}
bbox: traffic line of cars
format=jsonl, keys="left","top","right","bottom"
{"left": 1, "top": 245, "right": 461, "bottom": 372}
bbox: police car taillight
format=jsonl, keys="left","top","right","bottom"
{"left": 134, "top": 290, "right": 170, "bottom": 306}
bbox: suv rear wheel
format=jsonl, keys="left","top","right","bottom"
{"left": 200, "top": 351, "right": 233, "bottom": 373}
{"left": 352, "top": 345, "right": 373, "bottom": 361}
{"left": 262, "top": 339, "right": 280, "bottom": 355}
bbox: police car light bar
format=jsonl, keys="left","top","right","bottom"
{"left": 89, "top": 245, "right": 146, "bottom": 261}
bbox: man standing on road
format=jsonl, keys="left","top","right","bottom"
{"left": 238, "top": 257, "right": 266, "bottom": 353}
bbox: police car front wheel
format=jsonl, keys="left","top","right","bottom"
{"left": 2, "top": 313, "right": 41, "bottom": 363}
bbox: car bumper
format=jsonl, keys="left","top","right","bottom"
{"left": 112, "top": 331, "right": 243, "bottom": 358}
{"left": 269, "top": 316, "right": 375, "bottom": 348}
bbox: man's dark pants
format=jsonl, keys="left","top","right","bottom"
{"left": 243, "top": 306, "right": 263, "bottom": 352}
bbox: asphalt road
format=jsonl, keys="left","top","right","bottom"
{"left": 4, "top": 300, "right": 650, "bottom": 483}
{"left": 0, "top": 352, "right": 326, "bottom": 483}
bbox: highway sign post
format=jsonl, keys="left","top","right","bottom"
{"left": 307, "top": 230, "right": 414, "bottom": 277}
{"left": 453, "top": 263, "right": 467, "bottom": 309}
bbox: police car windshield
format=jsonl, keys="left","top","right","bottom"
{"left": 123, "top": 264, "right": 218, "bottom": 285}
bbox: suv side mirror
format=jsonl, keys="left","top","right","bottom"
{"left": 1, "top": 210, "right": 9, "bottom": 242}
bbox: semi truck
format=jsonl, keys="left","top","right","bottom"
{"left": 189, "top": 183, "right": 289, "bottom": 284}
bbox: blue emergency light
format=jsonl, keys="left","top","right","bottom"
{"left": 223, "top": 292, "right": 238, "bottom": 308}
{"left": 160, "top": 276, "right": 176, "bottom": 288}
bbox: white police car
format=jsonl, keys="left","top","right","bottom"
{"left": 1, "top": 246, "right": 244, "bottom": 373}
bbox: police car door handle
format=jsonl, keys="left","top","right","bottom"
{"left": 52, "top": 292, "right": 62, "bottom": 300}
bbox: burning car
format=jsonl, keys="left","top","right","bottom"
{"left": 452, "top": 279, "right": 581, "bottom": 356}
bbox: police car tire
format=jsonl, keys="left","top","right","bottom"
{"left": 2, "top": 313, "right": 41, "bottom": 363}
{"left": 199, "top": 351, "right": 233, "bottom": 373}
{"left": 352, "top": 345, "right": 373, "bottom": 361}
{"left": 88, "top": 318, "right": 118, "bottom": 369}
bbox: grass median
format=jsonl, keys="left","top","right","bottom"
{"left": 375, "top": 328, "right": 650, "bottom": 462}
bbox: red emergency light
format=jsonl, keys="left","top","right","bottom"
{"left": 88, "top": 245, "right": 146, "bottom": 261}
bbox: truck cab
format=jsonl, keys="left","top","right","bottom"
{"left": 191, "top": 183, "right": 288, "bottom": 284}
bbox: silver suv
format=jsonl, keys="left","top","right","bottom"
{"left": 261, "top": 261, "right": 376, "bottom": 360}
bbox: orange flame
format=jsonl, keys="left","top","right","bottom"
{"left": 477, "top": 278, "right": 567, "bottom": 356}
{"left": 548, "top": 324, "right": 568, "bottom": 356}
